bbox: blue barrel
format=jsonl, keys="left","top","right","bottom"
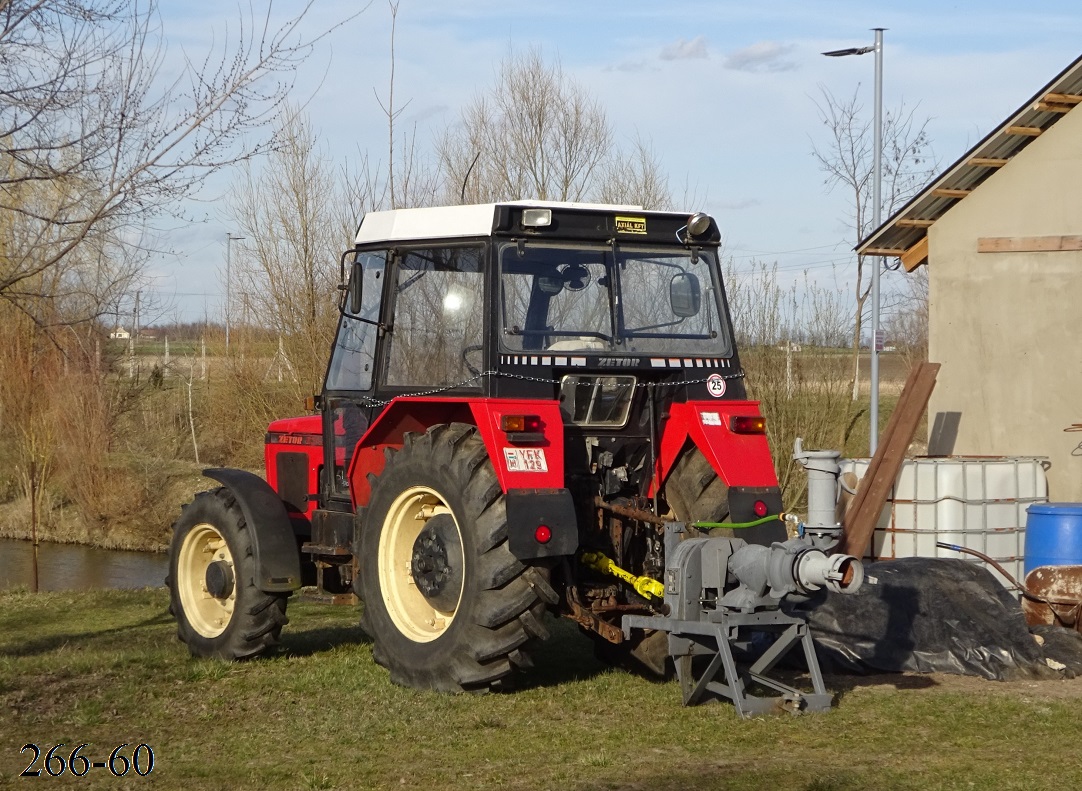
{"left": 1024, "top": 503, "right": 1082, "bottom": 575}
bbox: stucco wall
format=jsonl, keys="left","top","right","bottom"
{"left": 928, "top": 105, "right": 1082, "bottom": 499}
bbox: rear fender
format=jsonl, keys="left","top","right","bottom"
{"left": 347, "top": 397, "right": 566, "bottom": 507}
{"left": 202, "top": 468, "right": 302, "bottom": 592}
{"left": 656, "top": 401, "right": 779, "bottom": 493}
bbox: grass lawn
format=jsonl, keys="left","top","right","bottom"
{"left": 2, "top": 588, "right": 1080, "bottom": 790}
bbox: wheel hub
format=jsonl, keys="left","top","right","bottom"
{"left": 205, "top": 559, "right": 235, "bottom": 599}
{"left": 410, "top": 513, "right": 463, "bottom": 611}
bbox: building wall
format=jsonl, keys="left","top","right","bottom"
{"left": 928, "top": 105, "right": 1082, "bottom": 499}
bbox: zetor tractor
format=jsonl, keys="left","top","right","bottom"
{"left": 167, "top": 201, "right": 862, "bottom": 710}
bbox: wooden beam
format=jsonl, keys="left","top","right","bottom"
{"left": 901, "top": 236, "right": 929, "bottom": 271}
{"left": 967, "top": 157, "right": 1009, "bottom": 167}
{"left": 1044, "top": 92, "right": 1082, "bottom": 105}
{"left": 861, "top": 247, "right": 906, "bottom": 257}
{"left": 896, "top": 218, "right": 934, "bottom": 228}
{"left": 978, "top": 235, "right": 1082, "bottom": 253}
{"left": 932, "top": 188, "right": 971, "bottom": 199}
{"left": 838, "top": 362, "right": 940, "bottom": 559}
{"left": 1036, "top": 101, "right": 1074, "bottom": 113}
{"left": 1005, "top": 125, "right": 1042, "bottom": 136}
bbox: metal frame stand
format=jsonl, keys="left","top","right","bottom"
{"left": 624, "top": 609, "right": 833, "bottom": 717}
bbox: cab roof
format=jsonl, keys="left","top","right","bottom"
{"left": 353, "top": 200, "right": 692, "bottom": 245}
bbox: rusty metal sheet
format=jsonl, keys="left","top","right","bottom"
{"left": 1022, "top": 565, "right": 1082, "bottom": 631}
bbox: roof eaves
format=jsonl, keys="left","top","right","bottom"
{"left": 856, "top": 52, "right": 1082, "bottom": 267}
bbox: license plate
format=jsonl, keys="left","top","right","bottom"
{"left": 503, "top": 448, "right": 548, "bottom": 473}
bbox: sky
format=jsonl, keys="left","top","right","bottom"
{"left": 142, "top": 0, "right": 1082, "bottom": 326}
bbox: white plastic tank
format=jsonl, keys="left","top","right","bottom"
{"left": 838, "top": 457, "right": 1049, "bottom": 590}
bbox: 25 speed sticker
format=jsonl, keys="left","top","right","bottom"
{"left": 20, "top": 743, "right": 155, "bottom": 778}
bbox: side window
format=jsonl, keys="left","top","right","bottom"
{"left": 326, "top": 251, "right": 386, "bottom": 391}
{"left": 385, "top": 247, "right": 483, "bottom": 388}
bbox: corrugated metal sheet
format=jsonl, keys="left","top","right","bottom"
{"left": 858, "top": 53, "right": 1082, "bottom": 264}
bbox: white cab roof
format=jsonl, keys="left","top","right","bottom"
{"left": 353, "top": 200, "right": 687, "bottom": 245}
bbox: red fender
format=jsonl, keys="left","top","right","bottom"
{"left": 348, "top": 397, "right": 566, "bottom": 508}
{"left": 655, "top": 401, "right": 778, "bottom": 493}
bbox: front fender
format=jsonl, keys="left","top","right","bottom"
{"left": 203, "top": 468, "right": 302, "bottom": 593}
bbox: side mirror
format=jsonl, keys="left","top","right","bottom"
{"left": 670, "top": 272, "right": 701, "bottom": 317}
{"left": 348, "top": 261, "right": 363, "bottom": 314}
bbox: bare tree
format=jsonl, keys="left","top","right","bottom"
{"left": 811, "top": 85, "right": 936, "bottom": 399}
{"left": 882, "top": 265, "right": 929, "bottom": 368}
{"left": 439, "top": 48, "right": 670, "bottom": 207}
{"left": 354, "top": 0, "right": 441, "bottom": 213}
{"left": 228, "top": 109, "right": 347, "bottom": 396}
{"left": 594, "top": 136, "right": 673, "bottom": 210}
{"left": 0, "top": 0, "right": 355, "bottom": 333}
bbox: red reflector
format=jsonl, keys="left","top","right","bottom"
{"left": 534, "top": 525, "right": 552, "bottom": 544}
{"left": 500, "top": 414, "right": 542, "bottom": 433}
{"left": 730, "top": 415, "right": 766, "bottom": 434}
{"left": 753, "top": 500, "right": 768, "bottom": 517}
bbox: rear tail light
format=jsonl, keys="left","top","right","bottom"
{"left": 500, "top": 414, "right": 545, "bottom": 444}
{"left": 753, "top": 500, "right": 768, "bottom": 517}
{"left": 730, "top": 415, "right": 766, "bottom": 434}
{"left": 534, "top": 525, "right": 552, "bottom": 544}
{"left": 500, "top": 414, "right": 542, "bottom": 433}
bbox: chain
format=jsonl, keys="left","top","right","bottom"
{"left": 356, "top": 367, "right": 745, "bottom": 408}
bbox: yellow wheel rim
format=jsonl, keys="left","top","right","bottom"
{"left": 177, "top": 523, "right": 236, "bottom": 638}
{"left": 378, "top": 486, "right": 464, "bottom": 643}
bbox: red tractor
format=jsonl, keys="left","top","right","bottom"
{"left": 167, "top": 201, "right": 793, "bottom": 693}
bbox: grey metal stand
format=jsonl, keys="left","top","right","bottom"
{"left": 624, "top": 609, "right": 833, "bottom": 717}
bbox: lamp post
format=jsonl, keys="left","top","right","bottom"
{"left": 225, "top": 232, "right": 245, "bottom": 354}
{"left": 823, "top": 28, "right": 884, "bottom": 455}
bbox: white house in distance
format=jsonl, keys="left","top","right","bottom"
{"left": 859, "top": 53, "right": 1082, "bottom": 500}
{"left": 110, "top": 327, "right": 130, "bottom": 340}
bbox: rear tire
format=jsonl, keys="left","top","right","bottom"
{"left": 357, "top": 423, "right": 552, "bottom": 692}
{"left": 167, "top": 488, "right": 289, "bottom": 660}
{"left": 665, "top": 445, "right": 731, "bottom": 526}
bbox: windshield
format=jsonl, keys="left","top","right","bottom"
{"left": 499, "top": 242, "right": 732, "bottom": 356}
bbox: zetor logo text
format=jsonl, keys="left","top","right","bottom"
{"left": 598, "top": 357, "right": 639, "bottom": 367}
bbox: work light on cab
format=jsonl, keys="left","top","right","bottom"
{"left": 522, "top": 208, "right": 552, "bottom": 228}
{"left": 687, "top": 212, "right": 712, "bottom": 238}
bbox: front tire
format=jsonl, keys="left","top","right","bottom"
{"left": 167, "top": 488, "right": 289, "bottom": 659}
{"left": 358, "top": 424, "right": 552, "bottom": 692}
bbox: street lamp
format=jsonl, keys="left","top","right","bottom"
{"left": 225, "top": 232, "right": 245, "bottom": 353}
{"left": 824, "top": 28, "right": 884, "bottom": 455}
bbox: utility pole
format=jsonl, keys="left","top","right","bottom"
{"left": 225, "top": 233, "right": 245, "bottom": 353}
{"left": 128, "top": 290, "right": 140, "bottom": 379}
{"left": 823, "top": 27, "right": 886, "bottom": 455}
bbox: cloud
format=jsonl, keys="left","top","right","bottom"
{"left": 660, "top": 36, "right": 708, "bottom": 61}
{"left": 724, "top": 41, "right": 796, "bottom": 73}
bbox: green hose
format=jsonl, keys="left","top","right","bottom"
{"left": 692, "top": 514, "right": 783, "bottom": 530}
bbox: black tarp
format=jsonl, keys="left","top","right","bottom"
{"left": 784, "top": 557, "right": 1082, "bottom": 681}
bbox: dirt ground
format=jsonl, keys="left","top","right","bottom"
{"left": 825, "top": 669, "right": 1082, "bottom": 701}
